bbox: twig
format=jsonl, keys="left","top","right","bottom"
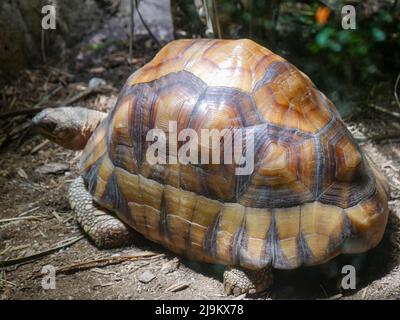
{"left": 57, "top": 253, "right": 164, "bottom": 274}
{"left": 0, "top": 278, "right": 16, "bottom": 287}
{"left": 0, "top": 85, "right": 63, "bottom": 119}
{"left": 0, "top": 215, "right": 46, "bottom": 224}
{"left": 368, "top": 132, "right": 400, "bottom": 143}
{"left": 36, "top": 85, "right": 64, "bottom": 107}
{"left": 202, "top": 0, "right": 214, "bottom": 37}
{"left": 41, "top": 28, "right": 47, "bottom": 64}
{"left": 0, "top": 108, "right": 45, "bottom": 119}
{"left": 134, "top": 0, "right": 162, "bottom": 48}
{"left": 1, "top": 271, "right": 12, "bottom": 298}
{"left": 0, "top": 121, "right": 32, "bottom": 149}
{"left": 30, "top": 140, "right": 50, "bottom": 154}
{"left": 18, "top": 206, "right": 41, "bottom": 217}
{"left": 129, "top": 0, "right": 135, "bottom": 62}
{"left": 368, "top": 103, "right": 400, "bottom": 119}
{"left": 14, "top": 125, "right": 32, "bottom": 149}
{"left": 0, "top": 235, "right": 84, "bottom": 268}
{"left": 165, "top": 282, "right": 190, "bottom": 293}
{"left": 0, "top": 85, "right": 114, "bottom": 120}
{"left": 248, "top": 0, "right": 253, "bottom": 38}
{"left": 48, "top": 67, "right": 74, "bottom": 78}
{"left": 1, "top": 244, "right": 31, "bottom": 255}
{"left": 320, "top": 284, "right": 328, "bottom": 298}
{"left": 0, "top": 207, "right": 41, "bottom": 230}
{"left": 362, "top": 287, "right": 368, "bottom": 300}
{"left": 394, "top": 72, "right": 400, "bottom": 109}
{"left": 33, "top": 252, "right": 164, "bottom": 277}
{"left": 62, "top": 86, "right": 103, "bottom": 105}
{"left": 211, "top": 0, "right": 222, "bottom": 39}
{"left": 50, "top": 211, "right": 63, "bottom": 223}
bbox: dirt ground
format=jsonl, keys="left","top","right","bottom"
{"left": 1, "top": 41, "right": 400, "bottom": 300}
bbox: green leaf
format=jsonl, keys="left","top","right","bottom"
{"left": 242, "top": 12, "right": 252, "bottom": 23}
{"left": 316, "top": 27, "right": 335, "bottom": 48}
{"left": 308, "top": 43, "right": 320, "bottom": 54}
{"left": 372, "top": 27, "right": 386, "bottom": 42}
{"left": 356, "top": 44, "right": 368, "bottom": 55}
{"left": 337, "top": 31, "right": 351, "bottom": 44}
{"left": 379, "top": 11, "right": 393, "bottom": 23}
{"left": 329, "top": 41, "right": 342, "bottom": 52}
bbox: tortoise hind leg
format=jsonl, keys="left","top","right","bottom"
{"left": 223, "top": 266, "right": 273, "bottom": 296}
{"left": 68, "top": 176, "right": 135, "bottom": 248}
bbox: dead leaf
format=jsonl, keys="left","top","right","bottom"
{"left": 17, "top": 168, "right": 28, "bottom": 179}
{"left": 35, "top": 163, "right": 69, "bottom": 175}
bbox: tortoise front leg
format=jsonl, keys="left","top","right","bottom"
{"left": 223, "top": 266, "right": 273, "bottom": 296}
{"left": 68, "top": 176, "right": 135, "bottom": 248}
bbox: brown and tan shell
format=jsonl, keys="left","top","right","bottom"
{"left": 80, "top": 39, "right": 389, "bottom": 270}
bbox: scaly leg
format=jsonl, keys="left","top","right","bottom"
{"left": 68, "top": 176, "right": 135, "bottom": 248}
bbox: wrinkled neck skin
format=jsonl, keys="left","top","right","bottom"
{"left": 32, "top": 107, "right": 107, "bottom": 150}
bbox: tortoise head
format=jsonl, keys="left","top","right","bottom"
{"left": 32, "top": 107, "right": 106, "bottom": 150}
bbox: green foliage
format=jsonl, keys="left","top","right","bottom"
{"left": 174, "top": 0, "right": 400, "bottom": 116}
{"left": 278, "top": 0, "right": 400, "bottom": 116}
{"left": 305, "top": 4, "right": 399, "bottom": 82}
{"left": 194, "top": 0, "right": 399, "bottom": 81}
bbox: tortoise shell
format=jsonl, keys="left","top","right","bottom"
{"left": 80, "top": 39, "right": 389, "bottom": 269}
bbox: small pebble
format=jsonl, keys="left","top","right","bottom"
{"left": 161, "top": 257, "right": 180, "bottom": 274}
{"left": 88, "top": 77, "right": 106, "bottom": 88}
{"left": 138, "top": 270, "right": 156, "bottom": 284}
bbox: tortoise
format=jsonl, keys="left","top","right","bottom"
{"left": 33, "top": 39, "right": 389, "bottom": 296}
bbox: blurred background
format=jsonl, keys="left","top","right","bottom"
{"left": 0, "top": 0, "right": 399, "bottom": 118}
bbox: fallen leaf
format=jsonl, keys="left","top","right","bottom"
{"left": 17, "top": 168, "right": 28, "bottom": 179}
{"left": 35, "top": 163, "right": 70, "bottom": 175}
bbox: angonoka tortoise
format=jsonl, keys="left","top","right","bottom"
{"left": 33, "top": 39, "right": 389, "bottom": 296}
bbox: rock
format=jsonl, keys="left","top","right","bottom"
{"left": 35, "top": 163, "right": 69, "bottom": 175}
{"left": 161, "top": 257, "right": 180, "bottom": 274}
{"left": 138, "top": 270, "right": 156, "bottom": 284}
{"left": 88, "top": 77, "right": 106, "bottom": 88}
